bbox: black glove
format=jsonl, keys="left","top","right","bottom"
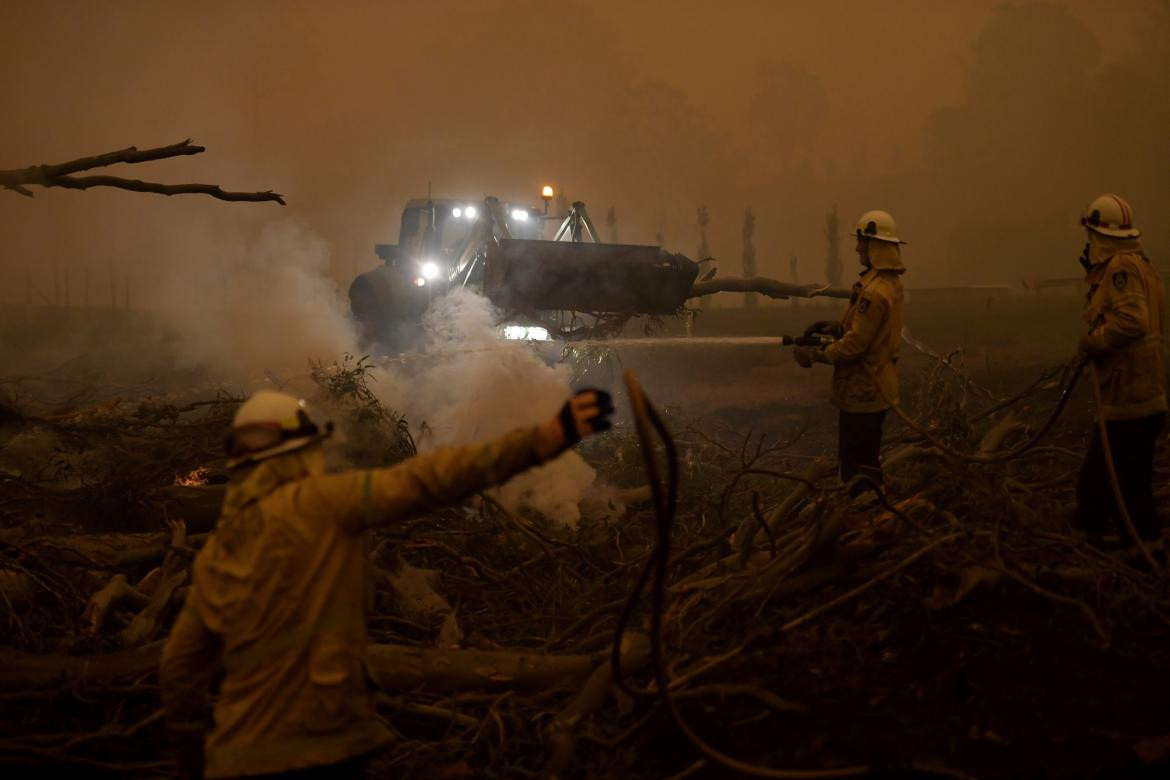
{"left": 558, "top": 388, "right": 615, "bottom": 448}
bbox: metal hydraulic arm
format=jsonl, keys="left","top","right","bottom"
{"left": 552, "top": 201, "right": 603, "bottom": 243}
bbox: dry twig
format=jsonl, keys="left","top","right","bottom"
{"left": 0, "top": 140, "right": 285, "bottom": 204}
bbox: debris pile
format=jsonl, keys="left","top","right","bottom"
{"left": 1, "top": 349, "right": 1169, "bottom": 778}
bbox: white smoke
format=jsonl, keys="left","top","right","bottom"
{"left": 156, "top": 219, "right": 357, "bottom": 382}
{"left": 158, "top": 229, "right": 600, "bottom": 526}
{"left": 372, "top": 289, "right": 597, "bottom": 528}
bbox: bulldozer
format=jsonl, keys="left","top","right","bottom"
{"left": 348, "top": 190, "right": 701, "bottom": 351}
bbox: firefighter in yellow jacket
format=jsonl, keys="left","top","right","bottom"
{"left": 1073, "top": 193, "right": 1166, "bottom": 546}
{"left": 793, "top": 209, "right": 906, "bottom": 489}
{"left": 159, "top": 387, "right": 614, "bottom": 779}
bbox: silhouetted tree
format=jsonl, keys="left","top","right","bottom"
{"left": 825, "top": 204, "right": 841, "bottom": 287}
{"left": 697, "top": 206, "right": 709, "bottom": 259}
{"left": 918, "top": 3, "right": 1146, "bottom": 280}
{"left": 789, "top": 256, "right": 799, "bottom": 308}
{"left": 741, "top": 206, "right": 757, "bottom": 308}
{"left": 696, "top": 206, "right": 711, "bottom": 308}
{"left": 747, "top": 62, "right": 829, "bottom": 166}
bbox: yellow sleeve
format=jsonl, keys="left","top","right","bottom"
{"left": 824, "top": 290, "right": 887, "bottom": 364}
{"left": 159, "top": 595, "right": 222, "bottom": 738}
{"left": 302, "top": 426, "right": 544, "bottom": 533}
{"left": 1083, "top": 260, "right": 1149, "bottom": 355}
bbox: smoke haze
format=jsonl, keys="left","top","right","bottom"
{"left": 1, "top": 0, "right": 1166, "bottom": 524}
{"left": 155, "top": 219, "right": 356, "bottom": 380}
{"left": 1, "top": 0, "right": 1167, "bottom": 302}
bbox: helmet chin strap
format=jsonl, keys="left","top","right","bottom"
{"left": 1078, "top": 242, "right": 1092, "bottom": 273}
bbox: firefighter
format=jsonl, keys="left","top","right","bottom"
{"left": 793, "top": 210, "right": 907, "bottom": 490}
{"left": 1073, "top": 193, "right": 1166, "bottom": 549}
{"left": 159, "top": 387, "right": 615, "bottom": 779}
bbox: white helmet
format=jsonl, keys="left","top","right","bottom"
{"left": 853, "top": 210, "right": 906, "bottom": 244}
{"left": 225, "top": 390, "right": 332, "bottom": 469}
{"left": 1081, "top": 193, "right": 1140, "bottom": 238}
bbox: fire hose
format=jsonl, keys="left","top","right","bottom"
{"left": 611, "top": 360, "right": 1160, "bottom": 774}
{"left": 615, "top": 369, "right": 869, "bottom": 779}
{"left": 873, "top": 359, "right": 1084, "bottom": 464}
{"left": 781, "top": 333, "right": 1084, "bottom": 465}
{"left": 865, "top": 353, "right": 1157, "bottom": 570}
{"left": 1087, "top": 362, "right": 1161, "bottom": 571}
{"left": 784, "top": 334, "right": 1161, "bottom": 569}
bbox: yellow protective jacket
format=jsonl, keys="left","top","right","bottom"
{"left": 159, "top": 427, "right": 543, "bottom": 778}
{"left": 822, "top": 261, "right": 905, "bottom": 413}
{"left": 1081, "top": 236, "right": 1167, "bottom": 421}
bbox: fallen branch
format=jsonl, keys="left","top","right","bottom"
{"left": 688, "top": 276, "right": 851, "bottom": 301}
{"left": 365, "top": 643, "right": 620, "bottom": 693}
{"left": 736, "top": 458, "right": 834, "bottom": 568}
{"left": 376, "top": 694, "right": 480, "bottom": 729}
{"left": 542, "top": 633, "right": 650, "bottom": 779}
{"left": 0, "top": 641, "right": 638, "bottom": 694}
{"left": 992, "top": 518, "right": 1109, "bottom": 646}
{"left": 781, "top": 533, "right": 961, "bottom": 633}
{"left": 0, "top": 640, "right": 167, "bottom": 692}
{"left": 81, "top": 574, "right": 150, "bottom": 635}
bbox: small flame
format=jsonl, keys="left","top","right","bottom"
{"left": 175, "top": 467, "right": 210, "bottom": 487}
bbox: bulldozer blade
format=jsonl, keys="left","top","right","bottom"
{"left": 483, "top": 240, "right": 699, "bottom": 315}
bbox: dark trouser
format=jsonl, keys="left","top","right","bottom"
{"left": 839, "top": 409, "right": 888, "bottom": 491}
{"left": 1074, "top": 413, "right": 1165, "bottom": 542}
{"left": 228, "top": 757, "right": 368, "bottom": 780}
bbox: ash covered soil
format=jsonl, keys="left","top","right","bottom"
{"left": 1, "top": 297, "right": 1169, "bottom": 779}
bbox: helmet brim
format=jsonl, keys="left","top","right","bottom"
{"left": 1085, "top": 224, "right": 1141, "bottom": 239}
{"left": 226, "top": 427, "right": 332, "bottom": 470}
{"left": 849, "top": 233, "right": 907, "bottom": 245}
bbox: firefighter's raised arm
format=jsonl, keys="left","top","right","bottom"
{"left": 307, "top": 390, "right": 615, "bottom": 532}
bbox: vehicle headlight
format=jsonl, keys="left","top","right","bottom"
{"left": 414, "top": 277, "right": 426, "bottom": 287}
{"left": 420, "top": 261, "right": 440, "bottom": 280}
{"left": 452, "top": 207, "right": 462, "bottom": 218}
{"left": 503, "top": 325, "right": 551, "bottom": 341}
{"left": 511, "top": 209, "right": 529, "bottom": 222}
{"left": 464, "top": 205, "right": 478, "bottom": 219}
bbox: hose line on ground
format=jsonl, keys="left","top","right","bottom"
{"left": 870, "top": 357, "right": 1162, "bottom": 570}
{"left": 1087, "top": 362, "right": 1162, "bottom": 572}
{"left": 614, "top": 369, "right": 868, "bottom": 779}
{"left": 867, "top": 358, "right": 1085, "bottom": 464}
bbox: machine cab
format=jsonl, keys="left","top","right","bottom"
{"left": 377, "top": 197, "right": 544, "bottom": 286}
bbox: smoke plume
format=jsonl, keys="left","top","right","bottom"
{"left": 156, "top": 219, "right": 358, "bottom": 383}
{"left": 371, "top": 289, "right": 598, "bottom": 528}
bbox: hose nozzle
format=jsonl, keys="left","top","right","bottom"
{"left": 779, "top": 334, "right": 836, "bottom": 347}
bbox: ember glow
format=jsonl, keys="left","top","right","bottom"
{"left": 174, "top": 467, "right": 210, "bottom": 487}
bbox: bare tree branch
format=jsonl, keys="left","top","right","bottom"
{"left": 47, "top": 174, "right": 286, "bottom": 203}
{"left": 38, "top": 139, "right": 204, "bottom": 176}
{"left": 688, "top": 275, "right": 850, "bottom": 301}
{"left": 0, "top": 140, "right": 285, "bottom": 205}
